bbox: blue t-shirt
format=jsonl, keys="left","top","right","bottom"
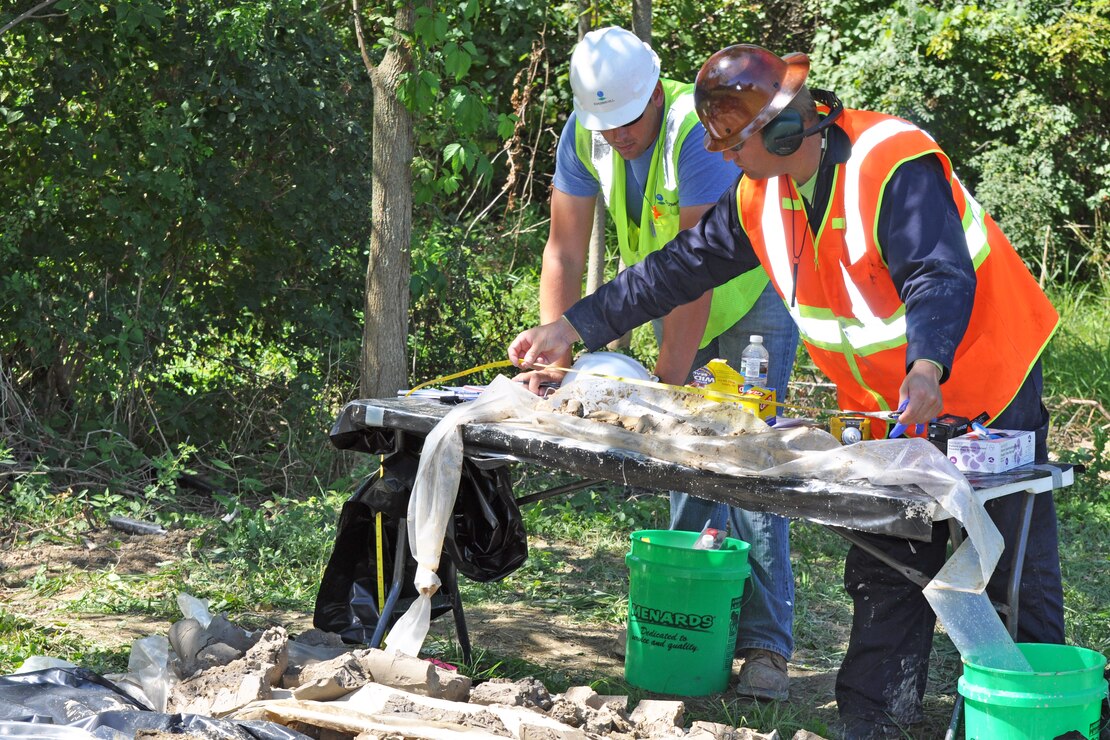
{"left": 552, "top": 112, "right": 739, "bottom": 224}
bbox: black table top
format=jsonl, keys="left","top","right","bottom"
{"left": 330, "top": 397, "right": 1073, "bottom": 542}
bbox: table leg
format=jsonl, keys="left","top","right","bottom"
{"left": 828, "top": 526, "right": 932, "bottom": 587}
{"left": 516, "top": 478, "right": 608, "bottom": 506}
{"left": 441, "top": 557, "right": 473, "bottom": 665}
{"left": 1003, "top": 490, "right": 1037, "bottom": 638}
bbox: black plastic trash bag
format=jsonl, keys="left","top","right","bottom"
{"left": 443, "top": 461, "right": 528, "bottom": 582}
{"left": 0, "top": 667, "right": 149, "bottom": 722}
{"left": 313, "top": 450, "right": 455, "bottom": 644}
{"left": 313, "top": 450, "right": 529, "bottom": 642}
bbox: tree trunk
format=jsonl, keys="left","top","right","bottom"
{"left": 585, "top": 200, "right": 606, "bottom": 295}
{"left": 360, "top": 2, "right": 414, "bottom": 399}
{"left": 608, "top": 0, "right": 653, "bottom": 350}
{"left": 580, "top": 0, "right": 607, "bottom": 302}
{"left": 631, "top": 0, "right": 651, "bottom": 41}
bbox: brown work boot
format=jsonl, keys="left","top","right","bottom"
{"left": 734, "top": 648, "right": 790, "bottom": 701}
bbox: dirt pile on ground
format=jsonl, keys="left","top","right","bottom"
{"left": 115, "top": 613, "right": 828, "bottom": 739}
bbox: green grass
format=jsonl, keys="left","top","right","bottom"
{"left": 0, "top": 481, "right": 348, "bottom": 673}
{"left": 4, "top": 455, "right": 1099, "bottom": 736}
{"left": 0, "top": 608, "right": 131, "bottom": 676}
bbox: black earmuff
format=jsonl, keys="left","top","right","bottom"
{"left": 761, "top": 89, "right": 845, "bottom": 156}
{"left": 761, "top": 109, "right": 806, "bottom": 156}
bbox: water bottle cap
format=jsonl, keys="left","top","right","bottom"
{"left": 749, "top": 335, "right": 763, "bottom": 343}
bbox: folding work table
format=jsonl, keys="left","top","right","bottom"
{"left": 326, "top": 396, "right": 1076, "bottom": 737}
{"left": 331, "top": 395, "right": 1071, "bottom": 532}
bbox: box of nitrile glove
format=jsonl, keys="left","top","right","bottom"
{"left": 947, "top": 429, "right": 1034, "bottom": 473}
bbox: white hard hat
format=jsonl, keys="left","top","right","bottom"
{"left": 561, "top": 351, "right": 653, "bottom": 389}
{"left": 569, "top": 26, "right": 660, "bottom": 131}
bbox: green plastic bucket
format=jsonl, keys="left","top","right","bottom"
{"left": 959, "top": 643, "right": 1108, "bottom": 739}
{"left": 624, "top": 529, "right": 751, "bottom": 696}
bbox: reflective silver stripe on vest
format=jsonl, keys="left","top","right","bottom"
{"left": 589, "top": 132, "right": 615, "bottom": 207}
{"left": 760, "top": 176, "right": 906, "bottom": 350}
{"left": 759, "top": 177, "right": 798, "bottom": 306}
{"left": 954, "top": 174, "right": 990, "bottom": 264}
{"left": 661, "top": 94, "right": 696, "bottom": 191}
{"left": 588, "top": 96, "right": 692, "bottom": 205}
{"left": 843, "top": 118, "right": 921, "bottom": 265}
{"left": 839, "top": 262, "right": 907, "bottom": 347}
{"left": 843, "top": 120, "right": 989, "bottom": 268}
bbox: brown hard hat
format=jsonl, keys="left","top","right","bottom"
{"left": 694, "top": 45, "right": 810, "bottom": 152}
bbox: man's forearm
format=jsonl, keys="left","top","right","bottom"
{"left": 539, "top": 258, "right": 585, "bottom": 324}
{"left": 565, "top": 187, "right": 757, "bottom": 349}
{"left": 539, "top": 268, "right": 585, "bottom": 369}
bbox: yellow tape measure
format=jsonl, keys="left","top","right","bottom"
{"left": 404, "top": 359, "right": 516, "bottom": 396}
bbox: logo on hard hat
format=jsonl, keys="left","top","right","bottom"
{"left": 591, "top": 89, "right": 615, "bottom": 108}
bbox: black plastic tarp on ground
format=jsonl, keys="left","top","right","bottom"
{"left": 0, "top": 668, "right": 308, "bottom": 740}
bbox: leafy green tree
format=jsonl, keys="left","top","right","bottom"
{"left": 810, "top": 0, "right": 1110, "bottom": 276}
{"left": 0, "top": 0, "right": 372, "bottom": 479}
{"left": 351, "top": 0, "right": 524, "bottom": 396}
{"left": 352, "top": 0, "right": 414, "bottom": 399}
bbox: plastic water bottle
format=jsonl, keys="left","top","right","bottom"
{"left": 740, "top": 335, "right": 769, "bottom": 390}
{"left": 692, "top": 523, "right": 726, "bottom": 550}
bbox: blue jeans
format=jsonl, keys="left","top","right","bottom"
{"left": 661, "top": 281, "right": 800, "bottom": 659}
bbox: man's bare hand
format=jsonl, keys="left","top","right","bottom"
{"left": 513, "top": 367, "right": 568, "bottom": 396}
{"left": 896, "top": 360, "right": 944, "bottom": 425}
{"left": 508, "top": 317, "right": 581, "bottom": 371}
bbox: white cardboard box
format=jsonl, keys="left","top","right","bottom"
{"left": 947, "top": 428, "right": 1035, "bottom": 473}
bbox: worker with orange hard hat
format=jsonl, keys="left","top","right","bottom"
{"left": 510, "top": 44, "right": 1062, "bottom": 739}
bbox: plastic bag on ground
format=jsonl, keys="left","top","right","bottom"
{"left": 0, "top": 668, "right": 308, "bottom": 739}
{"left": 125, "top": 635, "right": 174, "bottom": 713}
{"left": 12, "top": 656, "right": 77, "bottom": 674}
{"left": 176, "top": 592, "right": 213, "bottom": 628}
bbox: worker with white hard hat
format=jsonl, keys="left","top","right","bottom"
{"left": 516, "top": 25, "right": 800, "bottom": 702}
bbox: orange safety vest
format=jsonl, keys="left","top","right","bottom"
{"left": 737, "top": 108, "right": 1058, "bottom": 433}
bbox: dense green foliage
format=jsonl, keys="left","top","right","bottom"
{"left": 2, "top": 0, "right": 373, "bottom": 493}
{"left": 811, "top": 0, "right": 1110, "bottom": 279}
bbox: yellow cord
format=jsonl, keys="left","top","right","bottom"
{"left": 404, "top": 359, "right": 515, "bottom": 396}
{"left": 375, "top": 457, "right": 385, "bottom": 612}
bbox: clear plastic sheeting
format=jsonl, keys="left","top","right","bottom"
{"left": 125, "top": 635, "right": 173, "bottom": 712}
{"left": 534, "top": 377, "right": 840, "bottom": 472}
{"left": 764, "top": 438, "right": 1029, "bottom": 670}
{"left": 0, "top": 721, "right": 96, "bottom": 739}
{"left": 385, "top": 377, "right": 540, "bottom": 657}
{"left": 393, "top": 375, "right": 1024, "bottom": 668}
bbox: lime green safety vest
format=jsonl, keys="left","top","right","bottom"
{"left": 574, "top": 78, "right": 769, "bottom": 347}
